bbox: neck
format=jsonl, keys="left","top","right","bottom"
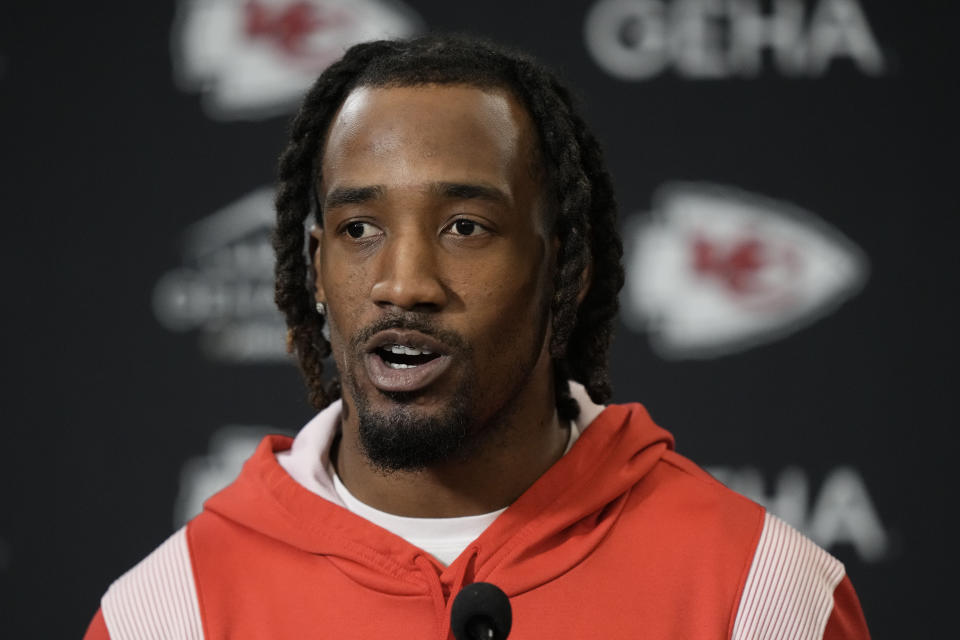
{"left": 334, "top": 373, "right": 567, "bottom": 518}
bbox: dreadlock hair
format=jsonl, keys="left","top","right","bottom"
{"left": 274, "top": 34, "right": 624, "bottom": 421}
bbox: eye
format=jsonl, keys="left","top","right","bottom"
{"left": 446, "top": 219, "right": 486, "bottom": 237}
{"left": 343, "top": 221, "right": 380, "bottom": 239}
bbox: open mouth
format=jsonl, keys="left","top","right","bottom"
{"left": 375, "top": 344, "right": 442, "bottom": 369}
{"left": 363, "top": 331, "right": 454, "bottom": 393}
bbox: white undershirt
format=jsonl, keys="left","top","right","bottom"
{"left": 332, "top": 420, "right": 582, "bottom": 566}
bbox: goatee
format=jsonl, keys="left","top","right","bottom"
{"left": 355, "top": 384, "right": 476, "bottom": 472}
{"left": 344, "top": 313, "right": 480, "bottom": 471}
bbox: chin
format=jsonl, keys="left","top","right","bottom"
{"left": 355, "top": 390, "right": 475, "bottom": 472}
{"left": 335, "top": 357, "right": 474, "bottom": 470}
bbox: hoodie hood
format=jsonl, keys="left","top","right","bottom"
{"left": 203, "top": 385, "right": 674, "bottom": 599}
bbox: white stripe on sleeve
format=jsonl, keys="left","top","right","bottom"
{"left": 101, "top": 527, "right": 204, "bottom": 640}
{"left": 731, "top": 512, "right": 845, "bottom": 640}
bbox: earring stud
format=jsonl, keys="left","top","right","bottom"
{"left": 316, "top": 302, "right": 326, "bottom": 316}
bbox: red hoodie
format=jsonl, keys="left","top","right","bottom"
{"left": 85, "top": 396, "right": 870, "bottom": 639}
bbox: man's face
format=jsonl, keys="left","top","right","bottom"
{"left": 314, "top": 84, "right": 555, "bottom": 470}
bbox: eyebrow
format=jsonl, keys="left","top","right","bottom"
{"left": 431, "top": 182, "right": 510, "bottom": 206}
{"left": 323, "top": 185, "right": 385, "bottom": 210}
{"left": 322, "top": 182, "right": 510, "bottom": 211}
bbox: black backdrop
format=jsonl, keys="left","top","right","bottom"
{"left": 2, "top": 1, "right": 956, "bottom": 637}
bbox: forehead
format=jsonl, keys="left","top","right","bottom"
{"left": 319, "top": 84, "right": 538, "bottom": 191}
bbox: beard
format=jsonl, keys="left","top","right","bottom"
{"left": 354, "top": 381, "right": 476, "bottom": 472}
{"left": 341, "top": 313, "right": 482, "bottom": 472}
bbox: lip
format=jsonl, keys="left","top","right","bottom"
{"left": 365, "top": 329, "right": 450, "bottom": 355}
{"left": 363, "top": 329, "right": 453, "bottom": 393}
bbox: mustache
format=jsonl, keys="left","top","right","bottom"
{"left": 351, "top": 312, "right": 471, "bottom": 353}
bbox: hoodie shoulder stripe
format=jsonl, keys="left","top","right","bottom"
{"left": 731, "top": 513, "right": 845, "bottom": 640}
{"left": 102, "top": 527, "right": 204, "bottom": 640}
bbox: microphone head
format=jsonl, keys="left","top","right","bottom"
{"left": 450, "top": 582, "right": 512, "bottom": 640}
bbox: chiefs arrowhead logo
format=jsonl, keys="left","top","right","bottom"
{"left": 623, "top": 183, "right": 869, "bottom": 359}
{"left": 173, "top": 0, "right": 423, "bottom": 120}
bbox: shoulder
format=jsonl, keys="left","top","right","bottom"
{"left": 639, "top": 447, "right": 769, "bottom": 540}
{"left": 731, "top": 512, "right": 863, "bottom": 639}
{"left": 623, "top": 449, "right": 868, "bottom": 638}
{"left": 652, "top": 452, "right": 865, "bottom": 638}
{"left": 99, "top": 527, "right": 205, "bottom": 640}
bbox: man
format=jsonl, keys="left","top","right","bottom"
{"left": 86, "top": 35, "right": 870, "bottom": 639}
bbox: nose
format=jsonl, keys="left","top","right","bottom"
{"left": 369, "top": 231, "right": 448, "bottom": 311}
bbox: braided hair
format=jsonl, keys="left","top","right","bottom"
{"left": 274, "top": 34, "right": 624, "bottom": 421}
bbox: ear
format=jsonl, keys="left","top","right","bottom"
{"left": 309, "top": 226, "right": 325, "bottom": 303}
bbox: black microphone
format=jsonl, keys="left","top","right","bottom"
{"left": 450, "top": 582, "right": 512, "bottom": 640}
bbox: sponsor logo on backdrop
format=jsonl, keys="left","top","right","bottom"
{"left": 585, "top": 0, "right": 887, "bottom": 80}
{"left": 173, "top": 0, "right": 423, "bottom": 120}
{"left": 174, "top": 425, "right": 288, "bottom": 525}
{"left": 152, "top": 187, "right": 290, "bottom": 363}
{"left": 708, "top": 465, "right": 889, "bottom": 562}
{"left": 622, "top": 182, "right": 868, "bottom": 358}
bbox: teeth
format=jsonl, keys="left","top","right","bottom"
{"left": 387, "top": 344, "right": 432, "bottom": 356}
{"left": 386, "top": 362, "right": 416, "bottom": 369}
